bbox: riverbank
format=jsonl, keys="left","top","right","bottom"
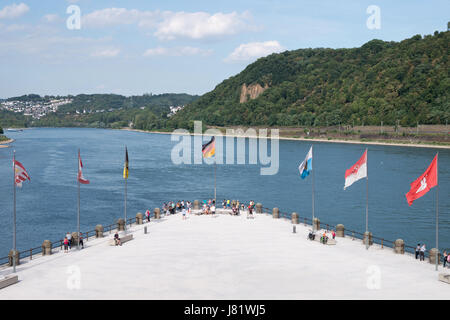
{"left": 0, "top": 138, "right": 14, "bottom": 148}
{"left": 0, "top": 212, "right": 447, "bottom": 299}
{"left": 119, "top": 127, "right": 450, "bottom": 149}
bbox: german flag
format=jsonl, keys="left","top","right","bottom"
{"left": 202, "top": 136, "right": 215, "bottom": 158}
{"left": 123, "top": 146, "right": 129, "bottom": 179}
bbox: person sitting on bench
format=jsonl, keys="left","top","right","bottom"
{"left": 320, "top": 231, "right": 328, "bottom": 244}
{"left": 114, "top": 232, "right": 121, "bottom": 246}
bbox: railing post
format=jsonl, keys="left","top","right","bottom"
{"left": 304, "top": 217, "right": 307, "bottom": 226}
{"left": 352, "top": 232, "right": 354, "bottom": 240}
{"left": 60, "top": 240, "right": 63, "bottom": 250}
{"left": 381, "top": 239, "right": 384, "bottom": 249}
{"left": 86, "top": 231, "right": 89, "bottom": 241}
{"left": 30, "top": 249, "right": 32, "bottom": 260}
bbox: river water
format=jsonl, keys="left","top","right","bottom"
{"left": 0, "top": 128, "right": 448, "bottom": 258}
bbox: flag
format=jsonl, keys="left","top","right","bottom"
{"left": 77, "top": 150, "right": 90, "bottom": 184}
{"left": 298, "top": 146, "right": 312, "bottom": 179}
{"left": 202, "top": 136, "right": 215, "bottom": 158}
{"left": 14, "top": 159, "right": 30, "bottom": 187}
{"left": 405, "top": 154, "right": 437, "bottom": 206}
{"left": 344, "top": 149, "right": 367, "bottom": 190}
{"left": 123, "top": 147, "right": 129, "bottom": 179}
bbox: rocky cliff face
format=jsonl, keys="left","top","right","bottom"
{"left": 239, "top": 83, "right": 269, "bottom": 103}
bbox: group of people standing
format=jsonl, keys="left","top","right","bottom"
{"left": 162, "top": 201, "right": 192, "bottom": 216}
{"left": 415, "top": 243, "right": 450, "bottom": 267}
{"left": 63, "top": 231, "right": 84, "bottom": 253}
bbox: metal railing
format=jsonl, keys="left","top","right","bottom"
{"left": 0, "top": 212, "right": 159, "bottom": 268}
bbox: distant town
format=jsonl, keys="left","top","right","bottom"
{"left": 1, "top": 98, "right": 185, "bottom": 119}
{"left": 1, "top": 98, "right": 72, "bottom": 119}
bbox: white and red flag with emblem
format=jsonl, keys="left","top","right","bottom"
{"left": 405, "top": 154, "right": 437, "bottom": 206}
{"left": 344, "top": 149, "right": 367, "bottom": 190}
{"left": 13, "top": 158, "right": 30, "bottom": 187}
{"left": 78, "top": 150, "right": 90, "bottom": 184}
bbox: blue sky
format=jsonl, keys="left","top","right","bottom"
{"left": 0, "top": 0, "right": 448, "bottom": 98}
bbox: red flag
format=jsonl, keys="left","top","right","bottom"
{"left": 78, "top": 151, "right": 90, "bottom": 184}
{"left": 344, "top": 149, "right": 367, "bottom": 190}
{"left": 405, "top": 154, "right": 437, "bottom": 206}
{"left": 14, "top": 159, "right": 30, "bottom": 187}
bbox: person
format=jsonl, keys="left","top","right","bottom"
{"left": 63, "top": 236, "right": 69, "bottom": 253}
{"left": 443, "top": 251, "right": 448, "bottom": 268}
{"left": 447, "top": 254, "right": 450, "bottom": 268}
{"left": 420, "top": 244, "right": 426, "bottom": 261}
{"left": 331, "top": 230, "right": 336, "bottom": 240}
{"left": 79, "top": 232, "right": 84, "bottom": 249}
{"left": 114, "top": 232, "right": 121, "bottom": 246}
{"left": 321, "top": 231, "right": 328, "bottom": 244}
{"left": 247, "top": 204, "right": 253, "bottom": 219}
{"left": 415, "top": 243, "right": 421, "bottom": 259}
{"left": 211, "top": 204, "right": 216, "bottom": 215}
{"left": 145, "top": 209, "right": 150, "bottom": 222}
{"left": 227, "top": 199, "right": 230, "bottom": 208}
{"left": 182, "top": 207, "right": 187, "bottom": 220}
{"left": 67, "top": 232, "right": 72, "bottom": 250}
{"left": 222, "top": 199, "right": 226, "bottom": 209}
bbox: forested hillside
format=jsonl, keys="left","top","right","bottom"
{"left": 170, "top": 30, "right": 449, "bottom": 128}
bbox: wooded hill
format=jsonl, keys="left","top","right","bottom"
{"left": 169, "top": 30, "right": 449, "bottom": 129}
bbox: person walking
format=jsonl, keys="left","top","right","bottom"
{"left": 79, "top": 232, "right": 84, "bottom": 249}
{"left": 420, "top": 244, "right": 426, "bottom": 261}
{"left": 64, "top": 237, "right": 69, "bottom": 253}
{"left": 182, "top": 207, "right": 187, "bottom": 220}
{"left": 67, "top": 232, "right": 72, "bottom": 250}
{"left": 415, "top": 244, "right": 421, "bottom": 260}
{"left": 145, "top": 209, "right": 150, "bottom": 222}
{"left": 443, "top": 250, "right": 448, "bottom": 268}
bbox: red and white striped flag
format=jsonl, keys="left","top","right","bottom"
{"left": 344, "top": 149, "right": 367, "bottom": 190}
{"left": 78, "top": 151, "right": 90, "bottom": 184}
{"left": 14, "top": 159, "right": 30, "bottom": 187}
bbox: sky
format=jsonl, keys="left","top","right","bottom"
{"left": 0, "top": 0, "right": 448, "bottom": 98}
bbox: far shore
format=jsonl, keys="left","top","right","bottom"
{"left": 0, "top": 139, "right": 14, "bottom": 148}
{"left": 119, "top": 127, "right": 450, "bottom": 149}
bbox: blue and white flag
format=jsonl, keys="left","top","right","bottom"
{"left": 298, "top": 146, "right": 313, "bottom": 179}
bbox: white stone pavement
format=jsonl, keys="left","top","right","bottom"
{"left": 0, "top": 212, "right": 448, "bottom": 299}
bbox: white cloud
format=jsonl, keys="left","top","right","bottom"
{"left": 82, "top": 8, "right": 255, "bottom": 41}
{"left": 225, "top": 41, "right": 284, "bottom": 63}
{"left": 0, "top": 3, "right": 29, "bottom": 19}
{"left": 82, "top": 8, "right": 158, "bottom": 28}
{"left": 143, "top": 46, "right": 212, "bottom": 57}
{"left": 154, "top": 11, "right": 252, "bottom": 40}
{"left": 43, "top": 14, "right": 60, "bottom": 23}
{"left": 91, "top": 48, "right": 121, "bottom": 57}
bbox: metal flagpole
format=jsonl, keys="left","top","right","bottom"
{"left": 436, "top": 152, "right": 439, "bottom": 271}
{"left": 12, "top": 150, "right": 16, "bottom": 273}
{"left": 365, "top": 148, "right": 369, "bottom": 250}
{"left": 124, "top": 146, "right": 127, "bottom": 234}
{"left": 214, "top": 159, "right": 217, "bottom": 205}
{"left": 312, "top": 145, "right": 315, "bottom": 226}
{"left": 77, "top": 149, "right": 80, "bottom": 250}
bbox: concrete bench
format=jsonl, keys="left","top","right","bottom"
{"left": 439, "top": 273, "right": 450, "bottom": 284}
{"left": 313, "top": 233, "right": 337, "bottom": 245}
{"left": 0, "top": 275, "right": 19, "bottom": 289}
{"left": 109, "top": 234, "right": 133, "bottom": 246}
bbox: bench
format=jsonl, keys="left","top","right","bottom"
{"left": 108, "top": 234, "right": 133, "bottom": 246}
{"left": 0, "top": 275, "right": 19, "bottom": 290}
{"left": 439, "top": 273, "right": 450, "bottom": 284}
{"left": 312, "top": 231, "right": 337, "bottom": 245}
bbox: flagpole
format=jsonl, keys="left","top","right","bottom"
{"left": 214, "top": 159, "right": 217, "bottom": 205}
{"left": 77, "top": 149, "right": 80, "bottom": 250}
{"left": 124, "top": 146, "right": 127, "bottom": 234}
{"left": 312, "top": 145, "right": 315, "bottom": 226}
{"left": 365, "top": 148, "right": 369, "bottom": 250}
{"left": 436, "top": 152, "right": 439, "bottom": 271}
{"left": 12, "top": 150, "right": 16, "bottom": 273}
